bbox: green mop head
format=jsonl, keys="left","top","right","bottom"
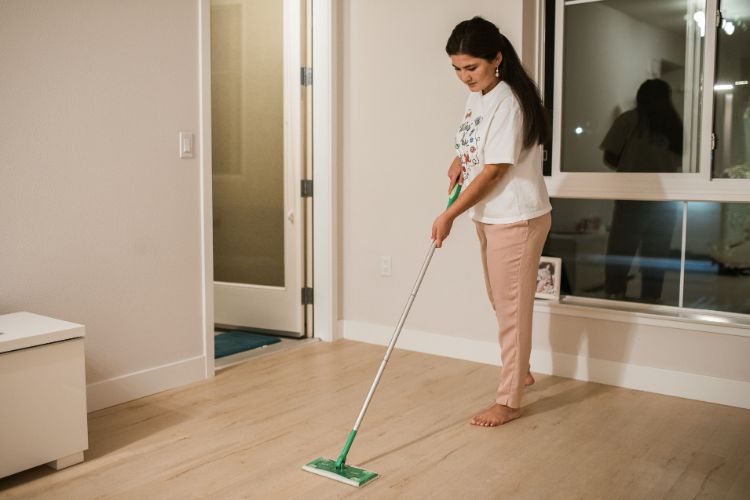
{"left": 302, "top": 457, "right": 378, "bottom": 487}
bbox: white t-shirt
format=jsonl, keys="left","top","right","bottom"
{"left": 455, "top": 81, "right": 551, "bottom": 224}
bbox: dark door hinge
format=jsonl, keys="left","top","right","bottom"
{"left": 301, "top": 287, "right": 314, "bottom": 305}
{"left": 301, "top": 67, "right": 313, "bottom": 86}
{"left": 301, "top": 179, "right": 313, "bottom": 198}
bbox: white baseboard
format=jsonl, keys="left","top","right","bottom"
{"left": 341, "top": 320, "right": 750, "bottom": 410}
{"left": 86, "top": 355, "right": 206, "bottom": 412}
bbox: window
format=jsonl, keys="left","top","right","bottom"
{"left": 684, "top": 202, "right": 750, "bottom": 314}
{"left": 713, "top": 0, "right": 750, "bottom": 179}
{"left": 544, "top": 198, "right": 750, "bottom": 314}
{"left": 544, "top": 0, "right": 750, "bottom": 199}
{"left": 543, "top": 0, "right": 750, "bottom": 316}
{"left": 545, "top": 198, "right": 683, "bottom": 306}
{"left": 561, "top": 0, "right": 703, "bottom": 174}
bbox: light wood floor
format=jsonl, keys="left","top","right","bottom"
{"left": 1, "top": 340, "right": 749, "bottom": 499}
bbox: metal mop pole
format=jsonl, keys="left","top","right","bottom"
{"left": 334, "top": 240, "right": 438, "bottom": 470}
{"left": 332, "top": 183, "right": 462, "bottom": 471}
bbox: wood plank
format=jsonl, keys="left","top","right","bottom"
{"left": 1, "top": 340, "right": 748, "bottom": 499}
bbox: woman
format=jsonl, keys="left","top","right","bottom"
{"left": 431, "top": 17, "right": 552, "bottom": 427}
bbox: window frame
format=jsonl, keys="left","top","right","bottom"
{"left": 546, "top": 0, "right": 750, "bottom": 203}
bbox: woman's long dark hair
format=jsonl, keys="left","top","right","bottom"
{"left": 446, "top": 16, "right": 550, "bottom": 149}
{"left": 635, "top": 79, "right": 683, "bottom": 155}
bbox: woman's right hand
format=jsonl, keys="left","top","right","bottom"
{"left": 447, "top": 156, "right": 463, "bottom": 193}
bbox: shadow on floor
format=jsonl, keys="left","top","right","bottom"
{"left": 523, "top": 379, "right": 614, "bottom": 418}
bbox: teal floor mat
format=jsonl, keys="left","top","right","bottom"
{"left": 214, "top": 330, "right": 282, "bottom": 359}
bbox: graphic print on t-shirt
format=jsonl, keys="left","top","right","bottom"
{"left": 455, "top": 109, "right": 482, "bottom": 183}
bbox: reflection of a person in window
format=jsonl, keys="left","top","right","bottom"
{"left": 600, "top": 79, "right": 682, "bottom": 302}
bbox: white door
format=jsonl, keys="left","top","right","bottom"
{"left": 210, "top": 0, "right": 307, "bottom": 337}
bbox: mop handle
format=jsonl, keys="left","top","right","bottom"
{"left": 352, "top": 241, "right": 436, "bottom": 430}
{"left": 334, "top": 183, "right": 462, "bottom": 469}
{"left": 353, "top": 181, "right": 462, "bottom": 432}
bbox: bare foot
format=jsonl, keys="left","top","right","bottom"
{"left": 470, "top": 404, "right": 521, "bottom": 427}
{"left": 525, "top": 372, "right": 535, "bottom": 387}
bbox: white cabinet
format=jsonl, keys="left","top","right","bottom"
{"left": 0, "top": 312, "right": 88, "bottom": 478}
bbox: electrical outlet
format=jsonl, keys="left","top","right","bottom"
{"left": 380, "top": 256, "right": 392, "bottom": 277}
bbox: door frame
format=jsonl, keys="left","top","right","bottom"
{"left": 198, "top": 0, "right": 337, "bottom": 377}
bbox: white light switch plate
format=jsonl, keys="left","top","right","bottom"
{"left": 179, "top": 132, "right": 193, "bottom": 159}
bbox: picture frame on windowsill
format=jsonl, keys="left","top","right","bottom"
{"left": 536, "top": 256, "right": 562, "bottom": 301}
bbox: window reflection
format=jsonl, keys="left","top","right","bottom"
{"left": 600, "top": 79, "right": 683, "bottom": 172}
{"left": 562, "top": 0, "right": 703, "bottom": 172}
{"left": 605, "top": 200, "right": 681, "bottom": 302}
{"left": 544, "top": 198, "right": 682, "bottom": 306}
{"left": 544, "top": 200, "right": 750, "bottom": 314}
{"left": 713, "top": 0, "right": 750, "bottom": 179}
{"left": 685, "top": 202, "right": 750, "bottom": 314}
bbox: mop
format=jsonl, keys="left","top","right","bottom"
{"left": 302, "top": 183, "right": 462, "bottom": 487}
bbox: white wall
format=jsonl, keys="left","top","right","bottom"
{"left": 340, "top": 0, "right": 526, "bottom": 341}
{"left": 0, "top": 0, "right": 206, "bottom": 411}
{"left": 339, "top": 0, "right": 750, "bottom": 408}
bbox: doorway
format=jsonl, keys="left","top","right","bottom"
{"left": 209, "top": 0, "right": 310, "bottom": 341}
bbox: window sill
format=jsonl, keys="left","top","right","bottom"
{"left": 533, "top": 296, "right": 750, "bottom": 338}
{"left": 543, "top": 173, "right": 750, "bottom": 202}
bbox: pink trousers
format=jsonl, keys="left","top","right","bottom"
{"left": 474, "top": 212, "right": 551, "bottom": 409}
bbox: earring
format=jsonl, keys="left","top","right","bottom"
{"left": 495, "top": 66, "right": 500, "bottom": 78}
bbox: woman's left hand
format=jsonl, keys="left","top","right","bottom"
{"left": 431, "top": 213, "right": 454, "bottom": 248}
